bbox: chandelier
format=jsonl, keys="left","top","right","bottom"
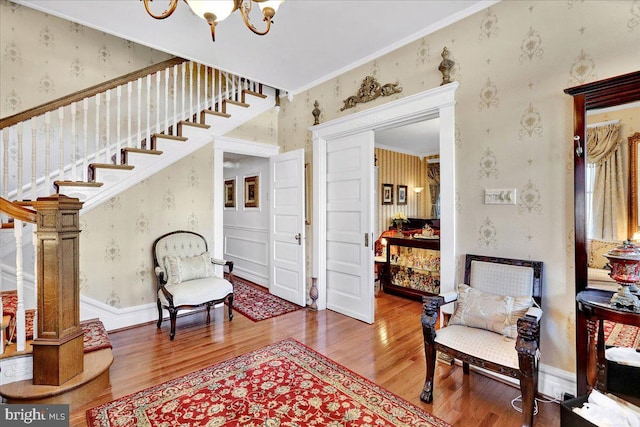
{"left": 141, "top": 0, "right": 284, "bottom": 42}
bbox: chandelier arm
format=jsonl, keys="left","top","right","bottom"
{"left": 142, "top": 0, "right": 180, "bottom": 19}
{"left": 238, "top": 2, "right": 272, "bottom": 36}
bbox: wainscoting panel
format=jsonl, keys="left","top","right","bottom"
{"left": 223, "top": 225, "right": 269, "bottom": 287}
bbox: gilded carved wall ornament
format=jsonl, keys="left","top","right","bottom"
{"left": 340, "top": 76, "right": 402, "bottom": 111}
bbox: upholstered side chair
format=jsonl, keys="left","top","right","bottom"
{"left": 152, "top": 230, "right": 234, "bottom": 340}
{"left": 420, "top": 254, "right": 543, "bottom": 427}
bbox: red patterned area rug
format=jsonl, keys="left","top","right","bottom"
{"left": 227, "top": 276, "right": 303, "bottom": 322}
{"left": 603, "top": 320, "right": 640, "bottom": 349}
{"left": 86, "top": 338, "right": 450, "bottom": 427}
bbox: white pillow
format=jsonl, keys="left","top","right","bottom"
{"left": 448, "top": 284, "right": 533, "bottom": 339}
{"left": 164, "top": 252, "right": 214, "bottom": 284}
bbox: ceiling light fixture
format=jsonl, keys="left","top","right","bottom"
{"left": 141, "top": 0, "right": 284, "bottom": 42}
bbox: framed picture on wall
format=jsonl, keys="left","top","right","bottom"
{"left": 224, "top": 178, "right": 236, "bottom": 208}
{"left": 244, "top": 175, "right": 259, "bottom": 208}
{"left": 397, "top": 185, "right": 407, "bottom": 205}
{"left": 382, "top": 183, "right": 394, "bottom": 205}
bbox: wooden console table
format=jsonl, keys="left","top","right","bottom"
{"left": 382, "top": 236, "right": 440, "bottom": 300}
{"left": 576, "top": 289, "right": 640, "bottom": 403}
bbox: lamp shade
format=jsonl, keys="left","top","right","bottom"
{"left": 258, "top": 0, "right": 284, "bottom": 14}
{"left": 187, "top": 0, "right": 236, "bottom": 22}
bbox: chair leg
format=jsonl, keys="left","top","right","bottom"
{"left": 169, "top": 308, "right": 177, "bottom": 340}
{"left": 156, "top": 299, "right": 163, "bottom": 328}
{"left": 463, "top": 361, "right": 470, "bottom": 375}
{"left": 420, "top": 298, "right": 439, "bottom": 403}
{"left": 206, "top": 303, "right": 211, "bottom": 324}
{"left": 227, "top": 294, "right": 234, "bottom": 321}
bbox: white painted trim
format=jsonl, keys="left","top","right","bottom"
{"left": 311, "top": 83, "right": 459, "bottom": 312}
{"left": 214, "top": 137, "right": 281, "bottom": 157}
{"left": 375, "top": 142, "right": 439, "bottom": 159}
{"left": 233, "top": 268, "right": 268, "bottom": 287}
{"left": 291, "top": 1, "right": 498, "bottom": 95}
{"left": 79, "top": 294, "right": 159, "bottom": 332}
{"left": 224, "top": 235, "right": 268, "bottom": 267}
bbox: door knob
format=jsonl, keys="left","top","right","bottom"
{"left": 295, "top": 233, "right": 302, "bottom": 245}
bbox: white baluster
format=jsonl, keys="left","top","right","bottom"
{"left": 197, "top": 63, "right": 201, "bottom": 116}
{"left": 117, "top": 85, "right": 122, "bottom": 163}
{"left": 146, "top": 75, "right": 151, "bottom": 148}
{"left": 31, "top": 117, "right": 37, "bottom": 200}
{"left": 105, "top": 89, "right": 111, "bottom": 164}
{"left": 58, "top": 107, "right": 64, "bottom": 182}
{"left": 204, "top": 65, "right": 209, "bottom": 113}
{"left": 14, "top": 219, "right": 25, "bottom": 352}
{"left": 17, "top": 122, "right": 23, "bottom": 200}
{"left": 44, "top": 112, "right": 51, "bottom": 196}
{"left": 83, "top": 97, "right": 89, "bottom": 182}
{"left": 71, "top": 102, "right": 77, "bottom": 180}
{"left": 137, "top": 77, "right": 142, "bottom": 149}
{"left": 164, "top": 68, "right": 169, "bottom": 134}
{"left": 95, "top": 93, "right": 101, "bottom": 160}
{"left": 127, "top": 81, "right": 133, "bottom": 150}
{"left": 181, "top": 62, "right": 186, "bottom": 120}
{"left": 173, "top": 64, "right": 178, "bottom": 132}
{"left": 189, "top": 61, "right": 194, "bottom": 122}
{"left": 71, "top": 102, "right": 78, "bottom": 181}
{"left": 156, "top": 71, "right": 160, "bottom": 136}
{"left": 217, "top": 69, "right": 221, "bottom": 112}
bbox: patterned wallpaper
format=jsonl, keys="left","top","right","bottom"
{"left": 374, "top": 148, "right": 430, "bottom": 237}
{"left": 0, "top": 0, "right": 172, "bottom": 117}
{"left": 80, "top": 145, "right": 215, "bottom": 307}
{"left": 277, "top": 0, "right": 640, "bottom": 372}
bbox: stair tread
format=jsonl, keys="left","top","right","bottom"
{"left": 152, "top": 133, "right": 188, "bottom": 142}
{"left": 54, "top": 180, "right": 103, "bottom": 188}
{"left": 89, "top": 163, "right": 135, "bottom": 170}
{"left": 202, "top": 109, "right": 231, "bottom": 118}
{"left": 224, "top": 99, "right": 250, "bottom": 108}
{"left": 178, "top": 120, "right": 210, "bottom": 129}
{"left": 122, "top": 147, "right": 163, "bottom": 155}
{"left": 243, "top": 89, "right": 267, "bottom": 99}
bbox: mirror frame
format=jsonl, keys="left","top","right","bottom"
{"left": 628, "top": 132, "right": 640, "bottom": 237}
{"left": 564, "top": 70, "right": 640, "bottom": 396}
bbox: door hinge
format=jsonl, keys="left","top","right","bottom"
{"left": 364, "top": 233, "right": 369, "bottom": 247}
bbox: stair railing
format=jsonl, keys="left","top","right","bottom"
{"left": 0, "top": 58, "right": 267, "bottom": 207}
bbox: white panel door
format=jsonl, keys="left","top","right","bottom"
{"left": 269, "top": 148, "right": 306, "bottom": 306}
{"left": 325, "top": 132, "right": 374, "bottom": 323}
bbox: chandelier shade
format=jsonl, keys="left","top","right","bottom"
{"left": 141, "top": 0, "right": 284, "bottom": 42}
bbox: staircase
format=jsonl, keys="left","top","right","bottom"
{"left": 0, "top": 57, "right": 279, "bottom": 403}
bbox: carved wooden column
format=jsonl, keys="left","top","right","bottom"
{"left": 31, "top": 194, "right": 84, "bottom": 386}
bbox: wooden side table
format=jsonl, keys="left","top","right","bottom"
{"left": 576, "top": 289, "right": 640, "bottom": 402}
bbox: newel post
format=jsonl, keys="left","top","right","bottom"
{"left": 31, "top": 194, "right": 84, "bottom": 386}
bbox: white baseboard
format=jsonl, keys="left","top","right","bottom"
{"left": 233, "top": 268, "right": 268, "bottom": 287}
{"left": 80, "top": 295, "right": 160, "bottom": 332}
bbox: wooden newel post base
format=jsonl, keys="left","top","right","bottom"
{"left": 31, "top": 194, "right": 84, "bottom": 386}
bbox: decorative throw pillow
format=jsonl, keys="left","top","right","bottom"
{"left": 448, "top": 284, "right": 533, "bottom": 339}
{"left": 588, "top": 239, "right": 619, "bottom": 269}
{"left": 164, "top": 252, "right": 214, "bottom": 284}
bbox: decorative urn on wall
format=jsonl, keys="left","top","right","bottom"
{"left": 604, "top": 240, "right": 640, "bottom": 311}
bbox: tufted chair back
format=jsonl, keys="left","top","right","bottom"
{"left": 153, "top": 231, "right": 209, "bottom": 284}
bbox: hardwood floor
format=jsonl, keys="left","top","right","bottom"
{"left": 69, "top": 291, "right": 560, "bottom": 426}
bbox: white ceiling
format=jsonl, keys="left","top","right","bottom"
{"left": 16, "top": 0, "right": 494, "bottom": 157}
{"left": 17, "top": 0, "right": 495, "bottom": 95}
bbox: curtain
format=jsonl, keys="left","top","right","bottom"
{"left": 426, "top": 163, "right": 440, "bottom": 218}
{"left": 587, "top": 123, "right": 627, "bottom": 240}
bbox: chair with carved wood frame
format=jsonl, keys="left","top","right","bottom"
{"left": 420, "top": 254, "right": 543, "bottom": 427}
{"left": 153, "top": 230, "right": 234, "bottom": 340}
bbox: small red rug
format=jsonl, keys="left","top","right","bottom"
{"left": 603, "top": 320, "right": 640, "bottom": 349}
{"left": 227, "top": 276, "right": 303, "bottom": 321}
{"left": 86, "top": 338, "right": 450, "bottom": 427}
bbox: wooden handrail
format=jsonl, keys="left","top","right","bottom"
{"left": 0, "top": 197, "right": 37, "bottom": 224}
{"left": 0, "top": 57, "right": 187, "bottom": 130}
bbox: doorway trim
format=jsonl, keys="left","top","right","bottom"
{"left": 212, "top": 136, "right": 280, "bottom": 275}
{"left": 311, "top": 83, "right": 458, "bottom": 311}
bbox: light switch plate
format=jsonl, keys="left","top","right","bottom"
{"left": 484, "top": 188, "right": 516, "bottom": 205}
